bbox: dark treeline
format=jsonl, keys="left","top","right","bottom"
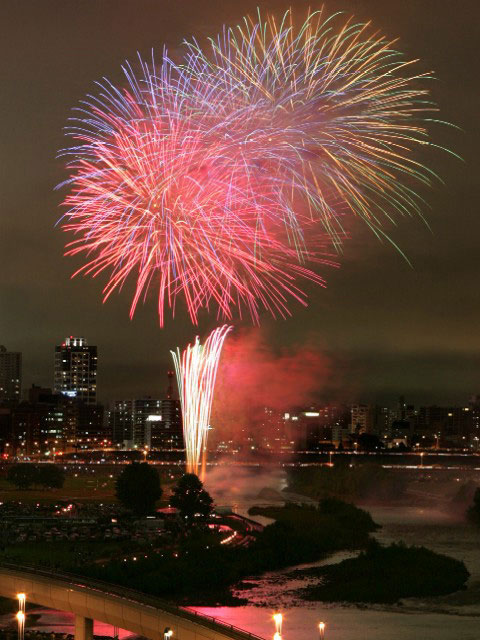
{"left": 286, "top": 463, "right": 407, "bottom": 502}
{"left": 295, "top": 539, "right": 470, "bottom": 603}
{"left": 66, "top": 500, "right": 378, "bottom": 605}
{"left": 6, "top": 464, "right": 65, "bottom": 490}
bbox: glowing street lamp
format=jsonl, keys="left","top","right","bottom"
{"left": 318, "top": 622, "right": 326, "bottom": 640}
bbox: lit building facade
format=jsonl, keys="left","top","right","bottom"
{"left": 110, "top": 397, "right": 161, "bottom": 447}
{"left": 54, "top": 337, "right": 97, "bottom": 405}
{"left": 0, "top": 345, "right": 22, "bottom": 405}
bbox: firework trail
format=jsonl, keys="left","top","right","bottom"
{"left": 58, "top": 8, "right": 448, "bottom": 326}
{"left": 171, "top": 325, "right": 232, "bottom": 478}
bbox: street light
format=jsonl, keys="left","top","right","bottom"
{"left": 318, "top": 622, "right": 326, "bottom": 640}
{"left": 164, "top": 628, "right": 173, "bottom": 640}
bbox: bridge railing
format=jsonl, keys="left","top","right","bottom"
{"left": 0, "top": 562, "right": 264, "bottom": 640}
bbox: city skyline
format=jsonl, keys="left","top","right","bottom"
{"left": 3, "top": 333, "right": 480, "bottom": 409}
{"left": 0, "top": 4, "right": 477, "bottom": 638}
{"left": 1, "top": 0, "right": 478, "bottom": 406}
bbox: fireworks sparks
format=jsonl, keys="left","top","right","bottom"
{"left": 58, "top": 8, "right": 446, "bottom": 326}
{"left": 171, "top": 325, "right": 232, "bottom": 478}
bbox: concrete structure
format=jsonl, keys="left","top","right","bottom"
{"left": 0, "top": 345, "right": 22, "bottom": 405}
{"left": 351, "top": 404, "right": 374, "bottom": 434}
{"left": 0, "top": 564, "right": 263, "bottom": 640}
{"left": 54, "top": 337, "right": 97, "bottom": 405}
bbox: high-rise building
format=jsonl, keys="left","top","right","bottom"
{"left": 109, "top": 397, "right": 161, "bottom": 447}
{"left": 54, "top": 337, "right": 97, "bottom": 405}
{"left": 109, "top": 399, "right": 135, "bottom": 444}
{"left": 132, "top": 397, "right": 161, "bottom": 447}
{"left": 76, "top": 403, "right": 106, "bottom": 447}
{"left": 153, "top": 371, "right": 182, "bottom": 450}
{"left": 109, "top": 373, "right": 183, "bottom": 450}
{"left": 351, "top": 404, "right": 374, "bottom": 434}
{"left": 287, "top": 405, "right": 350, "bottom": 450}
{"left": 12, "top": 388, "right": 77, "bottom": 455}
{"left": 0, "top": 345, "right": 22, "bottom": 405}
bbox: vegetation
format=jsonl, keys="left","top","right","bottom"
{"left": 6, "top": 464, "right": 65, "bottom": 490}
{"left": 169, "top": 473, "right": 213, "bottom": 528}
{"left": 0, "top": 540, "right": 134, "bottom": 568}
{"left": 296, "top": 540, "right": 470, "bottom": 603}
{"left": 466, "top": 487, "right": 480, "bottom": 525}
{"left": 356, "top": 433, "right": 384, "bottom": 451}
{"left": 115, "top": 462, "right": 162, "bottom": 515}
{"left": 249, "top": 499, "right": 378, "bottom": 560}
{"left": 71, "top": 500, "right": 378, "bottom": 604}
{"left": 37, "top": 465, "right": 65, "bottom": 489}
{"left": 286, "top": 463, "right": 407, "bottom": 502}
{"left": 6, "top": 464, "right": 38, "bottom": 489}
{"left": 0, "top": 463, "right": 183, "bottom": 504}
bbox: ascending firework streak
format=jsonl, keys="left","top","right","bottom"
{"left": 171, "top": 326, "right": 232, "bottom": 478}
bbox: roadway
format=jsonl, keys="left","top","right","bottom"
{"left": 0, "top": 563, "right": 264, "bottom": 640}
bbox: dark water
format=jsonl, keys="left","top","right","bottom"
{"left": 200, "top": 462, "right": 480, "bottom": 640}
{"left": 191, "top": 505, "right": 480, "bottom": 640}
{"left": 2, "top": 467, "right": 480, "bottom": 640}
{"left": 0, "top": 609, "right": 133, "bottom": 639}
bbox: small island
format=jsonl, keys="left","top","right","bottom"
{"left": 292, "top": 540, "right": 470, "bottom": 604}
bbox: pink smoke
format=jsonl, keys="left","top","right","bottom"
{"left": 211, "top": 327, "right": 331, "bottom": 440}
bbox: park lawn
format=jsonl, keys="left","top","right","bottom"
{"left": 0, "top": 474, "right": 118, "bottom": 504}
{"left": 0, "top": 539, "right": 129, "bottom": 568}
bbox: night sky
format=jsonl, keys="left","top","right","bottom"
{"left": 1, "top": 0, "right": 478, "bottom": 406}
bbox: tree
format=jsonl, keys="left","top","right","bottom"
{"left": 170, "top": 473, "right": 213, "bottom": 528}
{"left": 467, "top": 487, "right": 480, "bottom": 526}
{"left": 356, "top": 433, "right": 383, "bottom": 451}
{"left": 38, "top": 464, "right": 65, "bottom": 489}
{"left": 6, "top": 464, "right": 39, "bottom": 489}
{"left": 116, "top": 462, "right": 163, "bottom": 516}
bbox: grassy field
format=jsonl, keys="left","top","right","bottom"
{"left": 0, "top": 465, "right": 180, "bottom": 505}
{"left": 0, "top": 539, "right": 132, "bottom": 567}
{"left": 0, "top": 473, "right": 117, "bottom": 503}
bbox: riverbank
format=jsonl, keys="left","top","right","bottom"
{"left": 190, "top": 503, "right": 480, "bottom": 640}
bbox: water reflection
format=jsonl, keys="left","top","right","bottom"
{"left": 190, "top": 505, "right": 480, "bottom": 640}
{"left": 0, "top": 609, "right": 134, "bottom": 639}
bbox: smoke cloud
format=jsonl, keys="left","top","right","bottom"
{"left": 211, "top": 327, "right": 331, "bottom": 441}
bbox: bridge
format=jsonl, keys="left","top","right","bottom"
{"left": 0, "top": 564, "right": 264, "bottom": 640}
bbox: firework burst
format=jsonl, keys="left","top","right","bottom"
{"left": 58, "top": 8, "right": 446, "bottom": 325}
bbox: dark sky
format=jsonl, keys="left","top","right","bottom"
{"left": 1, "top": 0, "right": 478, "bottom": 407}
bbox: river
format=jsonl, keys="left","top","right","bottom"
{"left": 2, "top": 469, "right": 479, "bottom": 640}
{"left": 192, "top": 504, "right": 480, "bottom": 640}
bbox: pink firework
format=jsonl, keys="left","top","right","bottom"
{"left": 58, "top": 55, "right": 335, "bottom": 326}
{"left": 58, "top": 9, "right": 447, "bottom": 325}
